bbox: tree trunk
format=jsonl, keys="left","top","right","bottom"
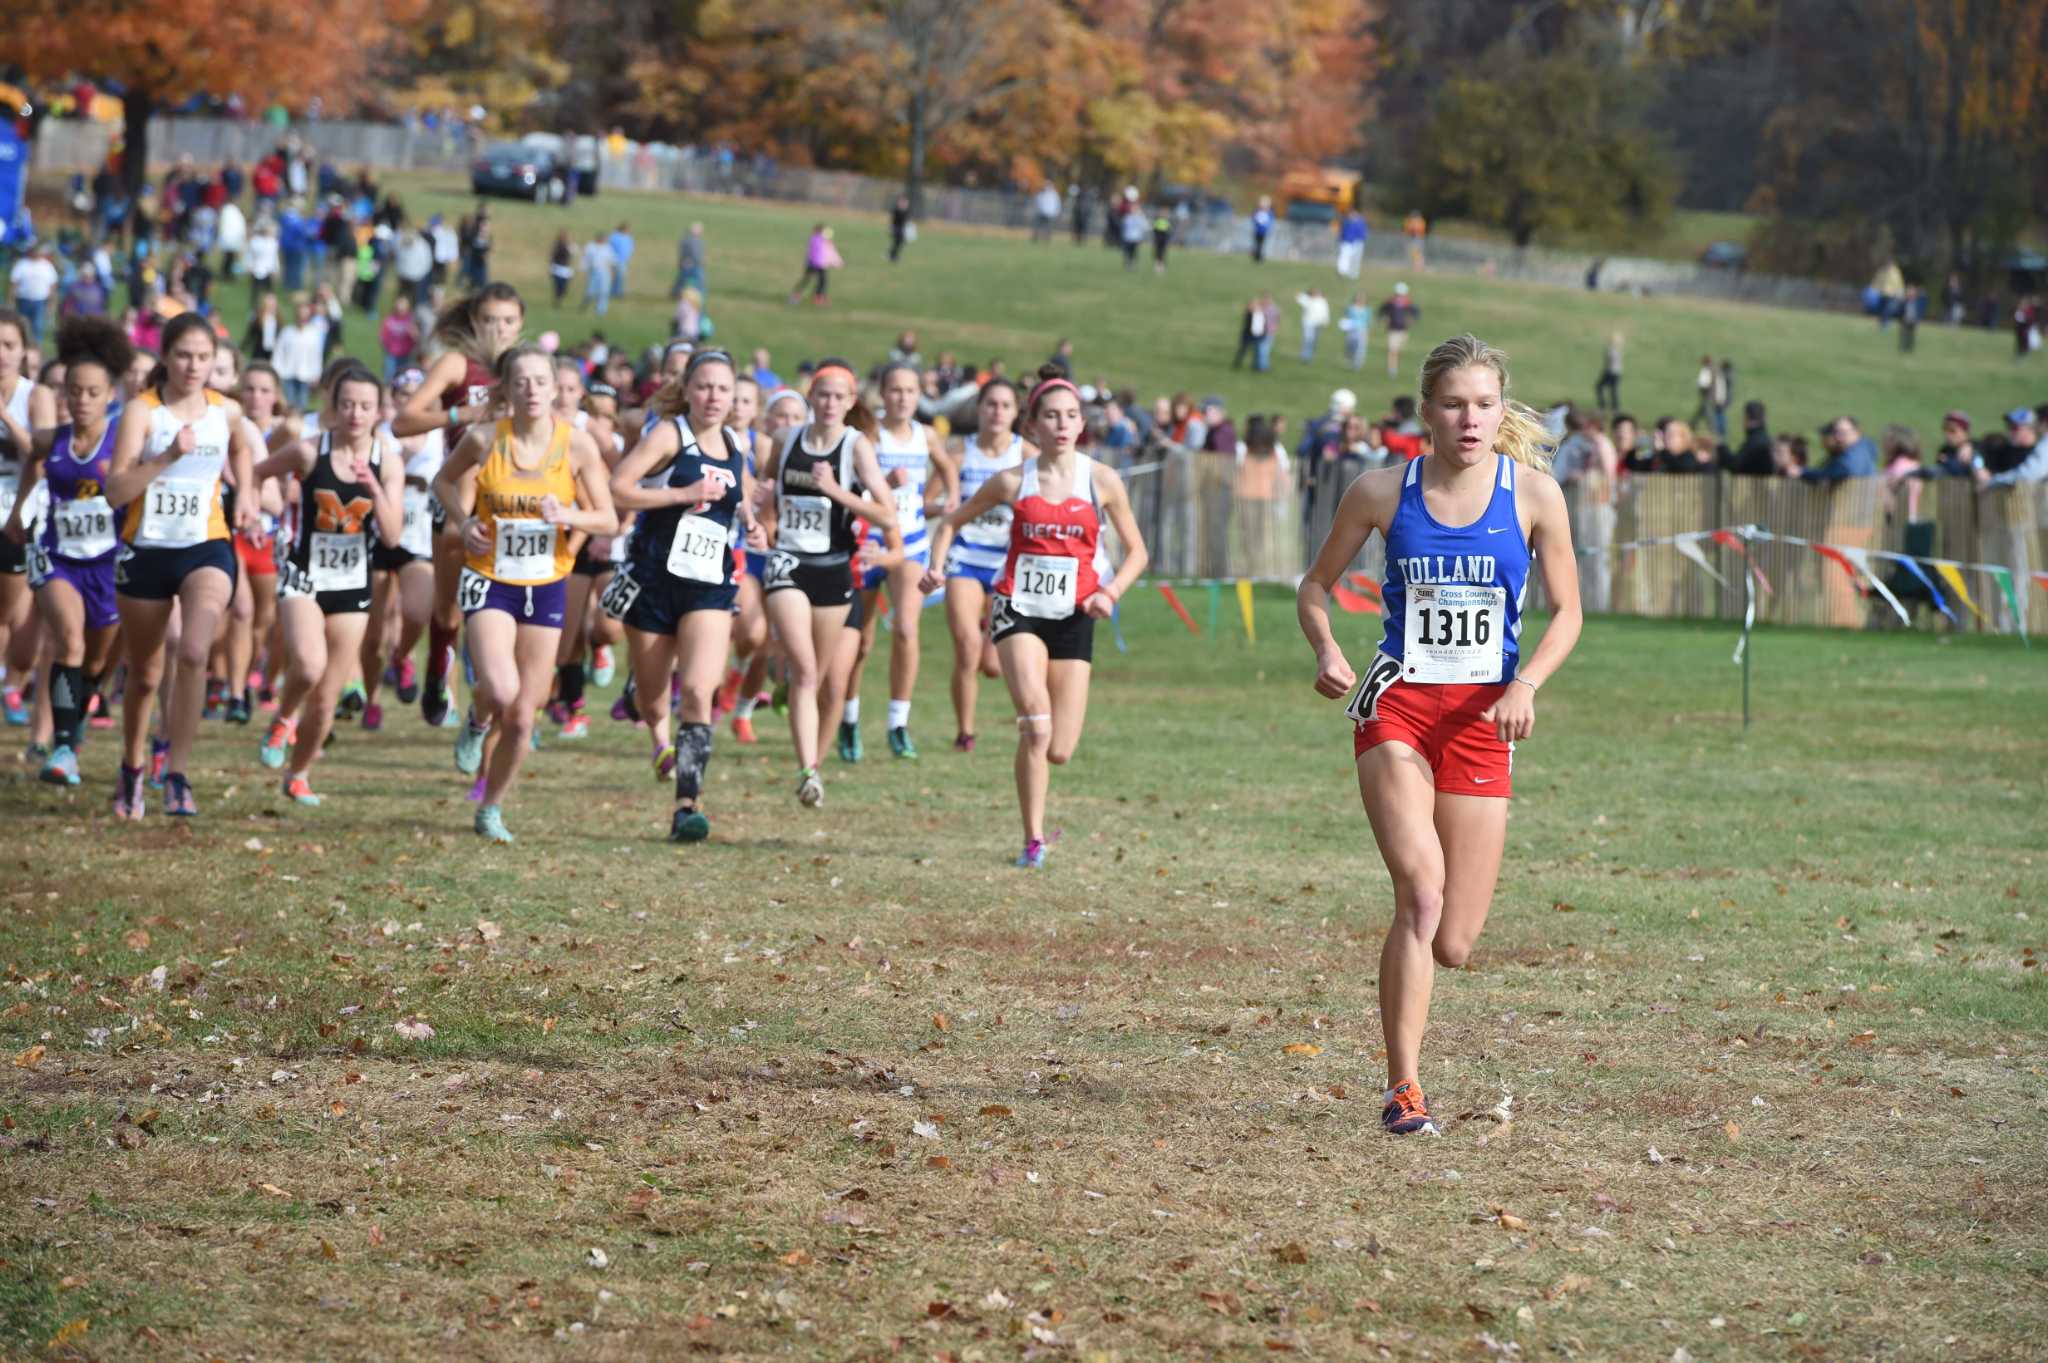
{"left": 904, "top": 88, "right": 928, "bottom": 219}
{"left": 121, "top": 87, "right": 153, "bottom": 216}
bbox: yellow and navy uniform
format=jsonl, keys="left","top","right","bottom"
{"left": 464, "top": 419, "right": 579, "bottom": 585}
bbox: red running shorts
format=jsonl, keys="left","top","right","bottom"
{"left": 1353, "top": 675, "right": 1513, "bottom": 797}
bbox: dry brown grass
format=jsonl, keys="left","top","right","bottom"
{"left": 3, "top": 608, "right": 2045, "bottom": 1360}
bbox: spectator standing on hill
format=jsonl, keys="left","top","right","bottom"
{"left": 750, "top": 348, "right": 780, "bottom": 391}
{"left": 675, "top": 222, "right": 707, "bottom": 296}
{"left": 548, "top": 231, "right": 573, "bottom": 305}
{"left": 1118, "top": 201, "right": 1146, "bottom": 268}
{"left": 1251, "top": 196, "right": 1275, "bottom": 262}
{"left": 1594, "top": 332, "right": 1622, "bottom": 411}
{"left": 60, "top": 263, "right": 109, "bottom": 321}
{"left": 1337, "top": 292, "right": 1371, "bottom": 371}
{"left": 2014, "top": 296, "right": 2039, "bottom": 360}
{"left": 429, "top": 215, "right": 457, "bottom": 287}
{"left": 1710, "top": 360, "right": 1734, "bottom": 438}
{"left": 1232, "top": 298, "right": 1265, "bottom": 370}
{"left": 1032, "top": 184, "right": 1061, "bottom": 242}
{"left": 1898, "top": 286, "right": 1923, "bottom": 352}
{"left": 1336, "top": 208, "right": 1369, "bottom": 279}
{"left": 273, "top": 297, "right": 326, "bottom": 408}
{"left": 788, "top": 224, "right": 840, "bottom": 305}
{"left": 460, "top": 210, "right": 492, "bottom": 289}
{"left": 1376, "top": 283, "right": 1418, "bottom": 378}
{"left": 379, "top": 294, "right": 418, "bottom": 381}
{"left": 607, "top": 222, "right": 634, "bottom": 299}
{"left": 242, "top": 292, "right": 282, "bottom": 362}
{"left": 1691, "top": 356, "right": 1715, "bottom": 427}
{"left": 888, "top": 197, "right": 912, "bottom": 263}
{"left": 245, "top": 216, "right": 280, "bottom": 304}
{"left": 396, "top": 226, "right": 434, "bottom": 305}
{"left": 1942, "top": 272, "right": 1965, "bottom": 325}
{"left": 1802, "top": 416, "right": 1879, "bottom": 482}
{"left": 217, "top": 199, "right": 247, "bottom": 279}
{"left": 1403, "top": 209, "right": 1427, "bottom": 270}
{"left": 1296, "top": 288, "right": 1330, "bottom": 361}
{"left": 8, "top": 244, "right": 58, "bottom": 341}
{"left": 1726, "top": 401, "right": 1774, "bottom": 475}
{"left": 1870, "top": 258, "right": 1905, "bottom": 331}
{"left": 580, "top": 234, "right": 615, "bottom": 315}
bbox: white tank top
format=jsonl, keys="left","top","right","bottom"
{"left": 0, "top": 375, "right": 32, "bottom": 526}
{"left": 871, "top": 420, "right": 931, "bottom": 541}
{"left": 128, "top": 391, "right": 232, "bottom": 548}
{"left": 957, "top": 432, "right": 1023, "bottom": 548}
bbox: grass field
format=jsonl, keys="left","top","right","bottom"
{"left": 135, "top": 170, "right": 2038, "bottom": 445}
{"left": 2, "top": 594, "right": 2044, "bottom": 1360}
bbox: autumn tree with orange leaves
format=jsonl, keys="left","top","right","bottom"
{"left": 0, "top": 0, "right": 422, "bottom": 201}
{"left": 620, "top": 0, "right": 1373, "bottom": 200}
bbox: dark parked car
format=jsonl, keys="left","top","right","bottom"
{"left": 1699, "top": 240, "right": 1748, "bottom": 269}
{"left": 471, "top": 143, "right": 568, "bottom": 203}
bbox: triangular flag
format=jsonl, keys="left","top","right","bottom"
{"left": 1838, "top": 546, "right": 1909, "bottom": 626}
{"left": 1344, "top": 572, "right": 1383, "bottom": 599}
{"left": 1332, "top": 584, "right": 1382, "bottom": 615}
{"left": 1810, "top": 543, "right": 1867, "bottom": 595}
{"left": 1236, "top": 579, "right": 1257, "bottom": 644}
{"left": 2033, "top": 571, "right": 2048, "bottom": 594}
{"left": 1934, "top": 563, "right": 1984, "bottom": 621}
{"left": 1672, "top": 533, "right": 1727, "bottom": 586}
{"left": 1156, "top": 583, "right": 1199, "bottom": 634}
{"left": 1710, "top": 529, "right": 1745, "bottom": 553}
{"left": 1890, "top": 555, "right": 1956, "bottom": 624}
{"left": 1987, "top": 566, "right": 2026, "bottom": 641}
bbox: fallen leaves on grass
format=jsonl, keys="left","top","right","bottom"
{"left": 393, "top": 1020, "right": 434, "bottom": 1041}
{"left": 979, "top": 1104, "right": 1012, "bottom": 1117}
{"left": 1724, "top": 1121, "right": 1741, "bottom": 1143}
{"left": 475, "top": 920, "right": 502, "bottom": 942}
{"left": 780, "top": 1249, "right": 813, "bottom": 1266}
{"left": 1199, "top": 1290, "right": 1241, "bottom": 1315}
{"left": 13, "top": 1044, "right": 46, "bottom": 1070}
{"left": 47, "top": 1318, "right": 88, "bottom": 1348}
{"left": 585, "top": 1247, "right": 609, "bottom": 1269}
{"left": 931, "top": 1013, "right": 949, "bottom": 1031}
{"left": 1282, "top": 1043, "right": 1322, "bottom": 1057}
{"left": 1271, "top": 1242, "right": 1309, "bottom": 1264}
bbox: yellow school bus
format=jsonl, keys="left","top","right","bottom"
{"left": 1280, "top": 167, "right": 1359, "bottom": 225}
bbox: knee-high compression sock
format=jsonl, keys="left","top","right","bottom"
{"left": 427, "top": 620, "right": 458, "bottom": 682}
{"left": 674, "top": 722, "right": 713, "bottom": 805}
{"left": 50, "top": 664, "right": 86, "bottom": 750}
{"left": 558, "top": 661, "right": 586, "bottom": 710}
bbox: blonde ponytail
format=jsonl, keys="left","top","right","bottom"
{"left": 1417, "top": 333, "right": 1554, "bottom": 473}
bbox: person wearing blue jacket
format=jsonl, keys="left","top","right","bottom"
{"left": 1801, "top": 416, "right": 1879, "bottom": 482}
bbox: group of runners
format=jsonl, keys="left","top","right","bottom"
{"left": 0, "top": 285, "right": 1154, "bottom": 866}
{"left": 3, "top": 282, "right": 1579, "bottom": 1136}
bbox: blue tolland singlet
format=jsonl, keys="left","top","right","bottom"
{"left": 1376, "top": 454, "right": 1530, "bottom": 685}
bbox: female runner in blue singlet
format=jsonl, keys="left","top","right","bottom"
{"left": 1297, "top": 334, "right": 1581, "bottom": 1138}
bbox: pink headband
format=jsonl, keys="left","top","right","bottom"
{"left": 1027, "top": 377, "right": 1078, "bottom": 411}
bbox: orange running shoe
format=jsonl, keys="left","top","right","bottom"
{"left": 715, "top": 665, "right": 743, "bottom": 715}
{"left": 1381, "top": 1081, "right": 1440, "bottom": 1136}
{"left": 732, "top": 715, "right": 757, "bottom": 744}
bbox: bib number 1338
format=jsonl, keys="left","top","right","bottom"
{"left": 1403, "top": 583, "right": 1506, "bottom": 683}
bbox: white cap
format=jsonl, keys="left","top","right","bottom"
{"left": 1330, "top": 388, "right": 1357, "bottom": 414}
{"left": 1394, "top": 282, "right": 1410, "bottom": 296}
